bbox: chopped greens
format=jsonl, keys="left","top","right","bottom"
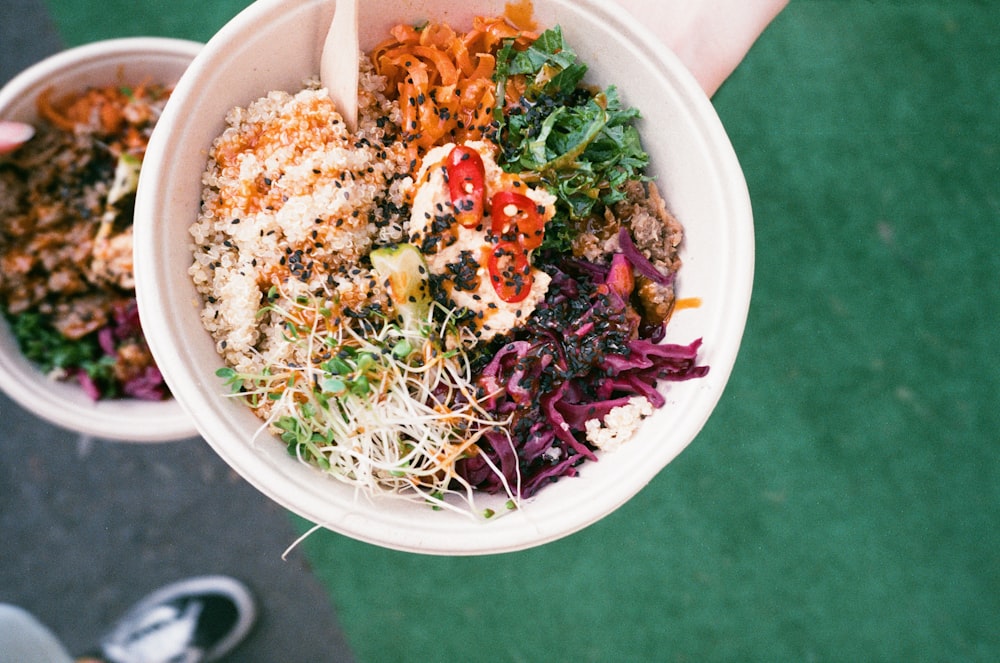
{"left": 5, "top": 310, "right": 118, "bottom": 397}
{"left": 493, "top": 26, "right": 650, "bottom": 251}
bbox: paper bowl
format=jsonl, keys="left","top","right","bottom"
{"left": 0, "top": 38, "right": 201, "bottom": 442}
{"left": 134, "top": 0, "right": 753, "bottom": 552}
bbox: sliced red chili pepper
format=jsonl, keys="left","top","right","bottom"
{"left": 490, "top": 190, "right": 545, "bottom": 250}
{"left": 446, "top": 145, "right": 485, "bottom": 228}
{"left": 487, "top": 240, "right": 532, "bottom": 303}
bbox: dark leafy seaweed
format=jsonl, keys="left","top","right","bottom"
{"left": 458, "top": 255, "right": 707, "bottom": 498}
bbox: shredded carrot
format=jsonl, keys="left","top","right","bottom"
{"left": 36, "top": 88, "right": 77, "bottom": 132}
{"left": 35, "top": 82, "right": 169, "bottom": 158}
{"left": 372, "top": 16, "right": 537, "bottom": 165}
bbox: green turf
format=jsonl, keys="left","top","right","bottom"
{"left": 44, "top": 0, "right": 254, "bottom": 44}
{"left": 45, "top": 1, "right": 1000, "bottom": 660}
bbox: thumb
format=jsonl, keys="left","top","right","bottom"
{"left": 0, "top": 121, "right": 35, "bottom": 154}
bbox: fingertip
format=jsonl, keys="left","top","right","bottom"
{"left": 0, "top": 121, "right": 36, "bottom": 154}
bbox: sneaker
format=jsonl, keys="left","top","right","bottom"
{"left": 98, "top": 575, "right": 256, "bottom": 663}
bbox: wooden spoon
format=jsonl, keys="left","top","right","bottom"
{"left": 319, "top": 0, "right": 359, "bottom": 132}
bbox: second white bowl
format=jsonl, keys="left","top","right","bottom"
{"left": 0, "top": 38, "right": 201, "bottom": 442}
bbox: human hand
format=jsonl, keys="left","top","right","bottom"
{"left": 0, "top": 121, "right": 34, "bottom": 154}
{"left": 615, "top": 0, "right": 789, "bottom": 96}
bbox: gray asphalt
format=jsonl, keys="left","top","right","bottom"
{"left": 0, "top": 1, "right": 355, "bottom": 660}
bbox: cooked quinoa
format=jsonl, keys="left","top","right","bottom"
{"left": 189, "top": 66, "right": 412, "bottom": 381}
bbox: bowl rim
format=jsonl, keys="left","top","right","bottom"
{"left": 135, "top": 0, "right": 754, "bottom": 551}
{"left": 0, "top": 37, "right": 205, "bottom": 106}
{"left": 0, "top": 37, "right": 203, "bottom": 442}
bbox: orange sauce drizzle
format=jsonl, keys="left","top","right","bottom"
{"left": 673, "top": 297, "right": 703, "bottom": 312}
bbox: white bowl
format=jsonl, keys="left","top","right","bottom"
{"left": 0, "top": 38, "right": 202, "bottom": 442}
{"left": 134, "top": 0, "right": 753, "bottom": 552}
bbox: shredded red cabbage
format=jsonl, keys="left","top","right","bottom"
{"left": 457, "top": 250, "right": 707, "bottom": 498}
{"left": 91, "top": 299, "right": 169, "bottom": 401}
{"left": 617, "top": 227, "right": 675, "bottom": 287}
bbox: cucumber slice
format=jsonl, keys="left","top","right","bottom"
{"left": 370, "top": 243, "right": 432, "bottom": 331}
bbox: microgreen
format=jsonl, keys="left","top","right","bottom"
{"left": 216, "top": 288, "right": 519, "bottom": 518}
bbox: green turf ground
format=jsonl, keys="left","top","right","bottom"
{"left": 46, "top": 1, "right": 1000, "bottom": 659}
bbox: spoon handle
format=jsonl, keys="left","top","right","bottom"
{"left": 320, "top": 0, "right": 359, "bottom": 132}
